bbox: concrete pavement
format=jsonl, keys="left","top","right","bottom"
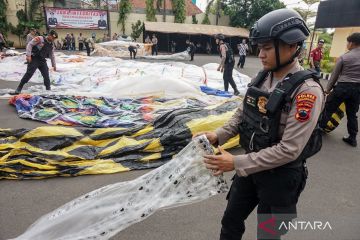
{"left": 0, "top": 54, "right": 359, "bottom": 240}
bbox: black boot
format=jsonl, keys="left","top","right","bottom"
{"left": 234, "top": 89, "right": 240, "bottom": 96}
{"left": 342, "top": 136, "right": 357, "bottom": 147}
{"left": 9, "top": 86, "right": 22, "bottom": 95}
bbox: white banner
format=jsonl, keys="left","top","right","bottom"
{"left": 45, "top": 7, "right": 108, "bottom": 30}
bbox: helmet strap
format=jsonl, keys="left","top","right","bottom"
{"left": 271, "top": 41, "right": 302, "bottom": 72}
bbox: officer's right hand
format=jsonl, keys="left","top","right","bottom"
{"left": 193, "top": 131, "right": 218, "bottom": 145}
{"left": 26, "top": 56, "right": 32, "bottom": 63}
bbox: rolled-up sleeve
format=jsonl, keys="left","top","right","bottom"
{"left": 26, "top": 36, "right": 41, "bottom": 56}
{"left": 233, "top": 82, "right": 324, "bottom": 177}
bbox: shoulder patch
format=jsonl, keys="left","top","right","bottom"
{"left": 295, "top": 93, "right": 316, "bottom": 122}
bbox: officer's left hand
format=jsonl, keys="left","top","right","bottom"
{"left": 204, "top": 146, "right": 235, "bottom": 176}
{"left": 53, "top": 67, "right": 57, "bottom": 72}
{"left": 220, "top": 67, "right": 224, "bottom": 73}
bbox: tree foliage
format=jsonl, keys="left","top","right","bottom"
{"left": 225, "top": 0, "right": 286, "bottom": 28}
{"left": 171, "top": 0, "right": 186, "bottom": 23}
{"left": 118, "top": 0, "right": 132, "bottom": 34}
{"left": 0, "top": 0, "right": 9, "bottom": 36}
{"left": 146, "top": 0, "right": 157, "bottom": 21}
{"left": 131, "top": 20, "right": 144, "bottom": 41}
{"left": 293, "top": 0, "right": 319, "bottom": 29}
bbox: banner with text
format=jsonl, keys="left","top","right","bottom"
{"left": 45, "top": 7, "right": 108, "bottom": 30}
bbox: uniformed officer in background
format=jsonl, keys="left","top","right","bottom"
{"left": 215, "top": 34, "right": 240, "bottom": 96}
{"left": 196, "top": 9, "right": 324, "bottom": 240}
{"left": 320, "top": 32, "right": 360, "bottom": 147}
{"left": 11, "top": 30, "right": 58, "bottom": 95}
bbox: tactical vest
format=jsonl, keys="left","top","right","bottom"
{"left": 32, "top": 38, "right": 53, "bottom": 59}
{"left": 238, "top": 69, "right": 323, "bottom": 165}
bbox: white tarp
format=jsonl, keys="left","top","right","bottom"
{"left": 0, "top": 53, "right": 251, "bottom": 98}
{"left": 11, "top": 136, "right": 228, "bottom": 240}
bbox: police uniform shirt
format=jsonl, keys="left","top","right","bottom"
{"left": 26, "top": 36, "right": 56, "bottom": 68}
{"left": 215, "top": 61, "right": 325, "bottom": 177}
{"left": 326, "top": 47, "right": 360, "bottom": 92}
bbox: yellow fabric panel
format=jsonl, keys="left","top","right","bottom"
{"left": 99, "top": 137, "right": 149, "bottom": 156}
{"left": 3, "top": 159, "right": 57, "bottom": 170}
{"left": 20, "top": 126, "right": 83, "bottom": 139}
{"left": 186, "top": 110, "right": 237, "bottom": 135}
{"left": 79, "top": 160, "right": 130, "bottom": 175}
{"left": 143, "top": 138, "right": 163, "bottom": 152}
{"left": 139, "top": 153, "right": 162, "bottom": 162}
{"left": 131, "top": 125, "right": 154, "bottom": 137}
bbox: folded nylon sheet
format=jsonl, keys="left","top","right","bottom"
{"left": 11, "top": 135, "right": 229, "bottom": 240}
{"left": 0, "top": 98, "right": 240, "bottom": 179}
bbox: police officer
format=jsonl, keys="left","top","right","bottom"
{"left": 196, "top": 9, "right": 324, "bottom": 240}
{"left": 11, "top": 30, "right": 58, "bottom": 95}
{"left": 215, "top": 34, "right": 240, "bottom": 96}
{"left": 128, "top": 44, "right": 139, "bottom": 59}
{"left": 319, "top": 32, "right": 360, "bottom": 147}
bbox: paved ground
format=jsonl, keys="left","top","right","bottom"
{"left": 0, "top": 54, "right": 359, "bottom": 240}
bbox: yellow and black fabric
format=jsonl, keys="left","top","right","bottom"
{"left": 324, "top": 102, "right": 346, "bottom": 133}
{"left": 0, "top": 99, "right": 241, "bottom": 179}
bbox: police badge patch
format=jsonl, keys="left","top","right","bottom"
{"left": 295, "top": 93, "right": 317, "bottom": 122}
{"left": 257, "top": 96, "right": 268, "bottom": 114}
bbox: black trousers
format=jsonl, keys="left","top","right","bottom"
{"left": 190, "top": 52, "right": 194, "bottom": 61}
{"left": 320, "top": 82, "right": 360, "bottom": 138}
{"left": 223, "top": 62, "right": 238, "bottom": 92}
{"left": 220, "top": 166, "right": 307, "bottom": 240}
{"left": 79, "top": 42, "right": 84, "bottom": 51}
{"left": 237, "top": 55, "right": 246, "bottom": 68}
{"left": 152, "top": 44, "right": 158, "bottom": 55}
{"left": 17, "top": 56, "right": 51, "bottom": 91}
{"left": 129, "top": 49, "right": 136, "bottom": 59}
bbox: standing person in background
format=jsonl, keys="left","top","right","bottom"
{"left": 26, "top": 28, "right": 37, "bottom": 45}
{"left": 84, "top": 38, "right": 91, "bottom": 56}
{"left": 310, "top": 39, "right": 324, "bottom": 76}
{"left": 144, "top": 35, "right": 151, "bottom": 44}
{"left": 215, "top": 34, "right": 239, "bottom": 95}
{"left": 237, "top": 39, "right": 249, "bottom": 68}
{"left": 320, "top": 33, "right": 360, "bottom": 147}
{"left": 0, "top": 31, "right": 7, "bottom": 52}
{"left": 10, "top": 30, "right": 58, "bottom": 95}
{"left": 171, "top": 41, "right": 176, "bottom": 53}
{"left": 151, "top": 34, "right": 158, "bottom": 55}
{"left": 65, "top": 33, "right": 71, "bottom": 51}
{"left": 78, "top": 33, "right": 84, "bottom": 51}
{"left": 112, "top": 33, "right": 118, "bottom": 40}
{"left": 70, "top": 33, "right": 76, "bottom": 51}
{"left": 186, "top": 40, "right": 195, "bottom": 61}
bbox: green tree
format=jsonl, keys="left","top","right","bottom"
{"left": 225, "top": 0, "right": 286, "bottom": 28}
{"left": 293, "top": 0, "right": 319, "bottom": 26}
{"left": 146, "top": 0, "right": 157, "bottom": 21}
{"left": 0, "top": 0, "right": 9, "bottom": 35}
{"left": 171, "top": 0, "right": 186, "bottom": 23}
{"left": 118, "top": 0, "right": 132, "bottom": 34}
{"left": 131, "top": 20, "right": 144, "bottom": 41}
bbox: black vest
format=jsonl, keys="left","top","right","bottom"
{"left": 32, "top": 38, "right": 53, "bottom": 59}
{"left": 238, "top": 69, "right": 323, "bottom": 164}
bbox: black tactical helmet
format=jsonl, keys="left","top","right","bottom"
{"left": 249, "top": 8, "right": 309, "bottom": 45}
{"left": 250, "top": 8, "right": 310, "bottom": 71}
{"left": 214, "top": 34, "right": 225, "bottom": 40}
{"left": 48, "top": 30, "right": 58, "bottom": 39}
